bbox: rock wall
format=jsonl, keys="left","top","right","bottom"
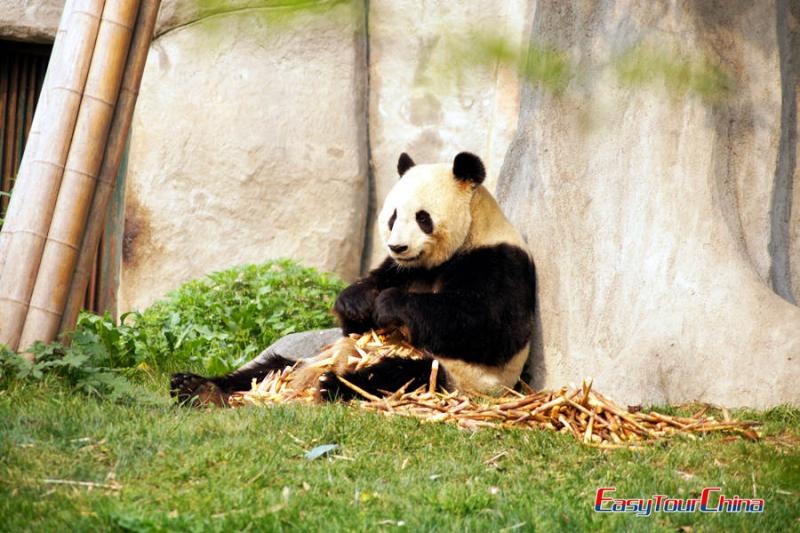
{"left": 363, "top": 0, "right": 533, "bottom": 267}
{"left": 496, "top": 0, "right": 800, "bottom": 407}
{"left": 0, "top": 0, "right": 63, "bottom": 42}
{"left": 120, "top": 0, "right": 531, "bottom": 309}
{"left": 119, "top": 1, "right": 369, "bottom": 312}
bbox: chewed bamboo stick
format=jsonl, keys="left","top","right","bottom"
{"left": 428, "top": 360, "right": 439, "bottom": 394}
{"left": 228, "top": 329, "right": 761, "bottom": 447}
{"left": 335, "top": 375, "right": 382, "bottom": 402}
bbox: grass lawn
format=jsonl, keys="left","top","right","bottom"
{"left": 1, "top": 375, "right": 798, "bottom": 532}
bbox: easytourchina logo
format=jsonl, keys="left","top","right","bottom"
{"left": 594, "top": 487, "right": 765, "bottom": 516}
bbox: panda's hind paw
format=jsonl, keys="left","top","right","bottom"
{"left": 170, "top": 372, "right": 229, "bottom": 407}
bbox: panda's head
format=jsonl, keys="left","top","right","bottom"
{"left": 378, "top": 152, "right": 486, "bottom": 269}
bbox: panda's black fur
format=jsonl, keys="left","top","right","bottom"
{"left": 322, "top": 244, "right": 535, "bottom": 399}
{"left": 170, "top": 151, "right": 535, "bottom": 404}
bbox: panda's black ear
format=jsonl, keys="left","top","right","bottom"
{"left": 397, "top": 153, "right": 415, "bottom": 177}
{"left": 452, "top": 152, "right": 485, "bottom": 185}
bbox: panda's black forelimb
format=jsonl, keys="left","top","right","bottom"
{"left": 319, "top": 356, "right": 449, "bottom": 401}
{"left": 332, "top": 279, "right": 380, "bottom": 334}
{"left": 333, "top": 257, "right": 419, "bottom": 334}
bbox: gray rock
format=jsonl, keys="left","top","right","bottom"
{"left": 235, "top": 328, "right": 343, "bottom": 374}
{"left": 497, "top": 0, "right": 800, "bottom": 407}
{"left": 0, "top": 0, "right": 63, "bottom": 43}
{"left": 120, "top": 1, "right": 369, "bottom": 311}
{"left": 264, "top": 328, "right": 344, "bottom": 361}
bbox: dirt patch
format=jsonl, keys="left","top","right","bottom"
{"left": 122, "top": 192, "right": 151, "bottom": 267}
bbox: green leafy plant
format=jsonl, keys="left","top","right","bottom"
{"left": 1, "top": 259, "right": 343, "bottom": 398}
{"left": 0, "top": 329, "right": 134, "bottom": 400}
{"left": 76, "top": 259, "right": 345, "bottom": 375}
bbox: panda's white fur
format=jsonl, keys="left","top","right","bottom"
{"left": 378, "top": 163, "right": 526, "bottom": 270}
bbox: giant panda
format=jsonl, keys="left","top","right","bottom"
{"left": 170, "top": 152, "right": 535, "bottom": 404}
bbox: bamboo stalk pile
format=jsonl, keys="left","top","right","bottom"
{"left": 230, "top": 330, "right": 760, "bottom": 447}
{"left": 229, "top": 329, "right": 423, "bottom": 405}
{"left": 0, "top": 0, "right": 161, "bottom": 354}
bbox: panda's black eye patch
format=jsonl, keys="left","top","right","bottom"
{"left": 416, "top": 210, "right": 433, "bottom": 234}
{"left": 388, "top": 209, "right": 397, "bottom": 230}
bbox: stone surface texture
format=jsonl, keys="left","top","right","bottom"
{"left": 153, "top": 0, "right": 320, "bottom": 36}
{"left": 121, "top": 0, "right": 532, "bottom": 307}
{"left": 119, "top": 0, "right": 369, "bottom": 312}
{"left": 496, "top": 0, "right": 799, "bottom": 407}
{"left": 0, "top": 0, "right": 64, "bottom": 42}
{"left": 236, "top": 327, "right": 342, "bottom": 375}
{"left": 363, "top": 0, "right": 533, "bottom": 267}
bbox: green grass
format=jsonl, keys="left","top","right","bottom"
{"left": 1, "top": 377, "right": 798, "bottom": 532}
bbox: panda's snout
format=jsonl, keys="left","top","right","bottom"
{"left": 389, "top": 244, "right": 408, "bottom": 254}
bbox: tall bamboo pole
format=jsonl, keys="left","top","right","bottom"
{"left": 61, "top": 0, "right": 161, "bottom": 334}
{"left": 0, "top": 0, "right": 105, "bottom": 352}
{"left": 18, "top": 0, "right": 141, "bottom": 351}
{"left": 0, "top": 0, "right": 75, "bottom": 276}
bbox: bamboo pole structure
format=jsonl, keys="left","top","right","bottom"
{"left": 18, "top": 0, "right": 141, "bottom": 351}
{"left": 0, "top": 0, "right": 74, "bottom": 276}
{"left": 0, "top": 0, "right": 105, "bottom": 352}
{"left": 61, "top": 0, "right": 161, "bottom": 334}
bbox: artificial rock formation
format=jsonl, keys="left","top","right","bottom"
{"left": 0, "top": 0, "right": 63, "bottom": 42}
{"left": 120, "top": 0, "right": 533, "bottom": 303}
{"left": 496, "top": 0, "right": 800, "bottom": 407}
{"left": 363, "top": 0, "right": 532, "bottom": 267}
{"left": 120, "top": 0, "right": 533, "bottom": 309}
{"left": 119, "top": 1, "right": 369, "bottom": 311}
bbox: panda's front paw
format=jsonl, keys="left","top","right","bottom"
{"left": 373, "top": 288, "right": 406, "bottom": 328}
{"left": 333, "top": 282, "right": 379, "bottom": 331}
